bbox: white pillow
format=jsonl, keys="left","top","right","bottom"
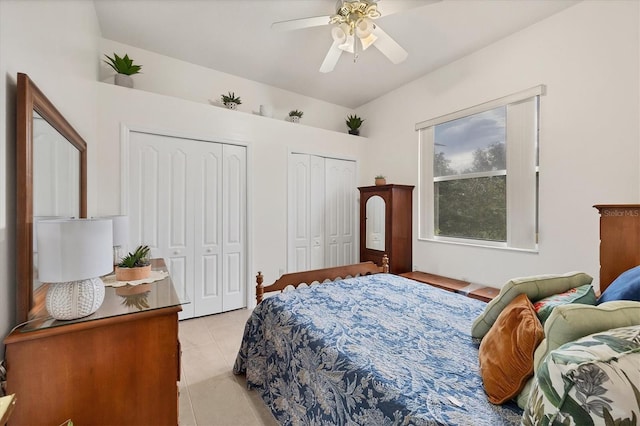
{"left": 534, "top": 300, "right": 640, "bottom": 370}
{"left": 471, "top": 272, "right": 593, "bottom": 339}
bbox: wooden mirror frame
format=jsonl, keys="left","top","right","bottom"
{"left": 16, "top": 72, "right": 87, "bottom": 324}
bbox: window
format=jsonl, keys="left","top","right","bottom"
{"left": 417, "top": 86, "right": 543, "bottom": 250}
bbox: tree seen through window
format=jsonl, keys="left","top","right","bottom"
{"left": 433, "top": 107, "right": 507, "bottom": 241}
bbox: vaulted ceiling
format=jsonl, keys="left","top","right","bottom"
{"left": 94, "top": 0, "right": 579, "bottom": 108}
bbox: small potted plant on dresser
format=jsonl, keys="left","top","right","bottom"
{"left": 221, "top": 92, "right": 242, "bottom": 110}
{"left": 375, "top": 175, "right": 387, "bottom": 186}
{"left": 115, "top": 245, "right": 152, "bottom": 281}
{"left": 103, "top": 53, "right": 142, "bottom": 88}
{"left": 289, "top": 109, "right": 304, "bottom": 123}
{"left": 346, "top": 114, "right": 364, "bottom": 135}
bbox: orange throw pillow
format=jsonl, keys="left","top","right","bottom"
{"left": 478, "top": 293, "right": 544, "bottom": 404}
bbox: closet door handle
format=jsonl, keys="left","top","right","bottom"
{"left": 206, "top": 248, "right": 213, "bottom": 253}
{"left": 173, "top": 250, "right": 180, "bottom": 255}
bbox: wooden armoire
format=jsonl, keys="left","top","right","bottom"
{"left": 359, "top": 184, "right": 414, "bottom": 274}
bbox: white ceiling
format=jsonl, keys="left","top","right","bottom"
{"left": 93, "top": 0, "right": 579, "bottom": 109}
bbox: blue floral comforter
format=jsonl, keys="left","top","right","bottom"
{"left": 233, "top": 273, "right": 522, "bottom": 425}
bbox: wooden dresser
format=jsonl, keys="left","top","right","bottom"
{"left": 594, "top": 204, "right": 640, "bottom": 293}
{"left": 4, "top": 259, "right": 182, "bottom": 426}
{"left": 359, "top": 184, "right": 414, "bottom": 274}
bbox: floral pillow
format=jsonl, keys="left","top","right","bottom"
{"left": 522, "top": 325, "right": 640, "bottom": 425}
{"left": 532, "top": 284, "right": 596, "bottom": 324}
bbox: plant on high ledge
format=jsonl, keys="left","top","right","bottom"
{"left": 103, "top": 53, "right": 142, "bottom": 88}
{"left": 289, "top": 109, "right": 304, "bottom": 123}
{"left": 346, "top": 114, "right": 365, "bottom": 135}
{"left": 116, "top": 245, "right": 152, "bottom": 281}
{"left": 104, "top": 53, "right": 142, "bottom": 75}
{"left": 221, "top": 92, "right": 242, "bottom": 110}
{"left": 375, "top": 175, "right": 386, "bottom": 186}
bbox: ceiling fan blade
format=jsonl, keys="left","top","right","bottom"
{"left": 320, "top": 42, "right": 343, "bottom": 73}
{"left": 371, "top": 24, "right": 408, "bottom": 64}
{"left": 271, "top": 15, "right": 331, "bottom": 32}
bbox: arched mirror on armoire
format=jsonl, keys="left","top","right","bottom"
{"left": 359, "top": 184, "right": 414, "bottom": 274}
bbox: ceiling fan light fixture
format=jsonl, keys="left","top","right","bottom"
{"left": 356, "top": 18, "right": 377, "bottom": 50}
{"left": 331, "top": 24, "right": 347, "bottom": 42}
{"left": 338, "top": 35, "right": 355, "bottom": 53}
{"left": 274, "top": 0, "right": 409, "bottom": 73}
{"left": 331, "top": 1, "right": 381, "bottom": 25}
{"left": 359, "top": 33, "right": 377, "bottom": 51}
{"left": 332, "top": 24, "right": 355, "bottom": 53}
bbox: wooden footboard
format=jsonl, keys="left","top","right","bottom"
{"left": 256, "top": 255, "right": 389, "bottom": 304}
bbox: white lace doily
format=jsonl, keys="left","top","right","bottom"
{"left": 103, "top": 270, "right": 169, "bottom": 288}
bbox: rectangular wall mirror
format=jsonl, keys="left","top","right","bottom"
{"left": 16, "top": 72, "right": 87, "bottom": 324}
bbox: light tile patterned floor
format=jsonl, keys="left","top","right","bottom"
{"left": 178, "top": 309, "right": 278, "bottom": 426}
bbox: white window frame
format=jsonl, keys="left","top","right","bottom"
{"left": 417, "top": 85, "right": 545, "bottom": 251}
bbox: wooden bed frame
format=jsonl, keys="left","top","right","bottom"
{"left": 594, "top": 204, "right": 640, "bottom": 294}
{"left": 256, "top": 255, "right": 389, "bottom": 304}
{"left": 255, "top": 204, "right": 640, "bottom": 304}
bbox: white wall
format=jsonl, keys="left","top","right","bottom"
{"left": 357, "top": 0, "right": 640, "bottom": 288}
{"left": 96, "top": 83, "right": 368, "bottom": 301}
{"left": 0, "top": 0, "right": 100, "bottom": 346}
{"left": 99, "top": 39, "right": 356, "bottom": 133}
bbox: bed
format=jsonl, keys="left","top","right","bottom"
{"left": 233, "top": 259, "right": 523, "bottom": 425}
{"left": 234, "top": 207, "right": 640, "bottom": 425}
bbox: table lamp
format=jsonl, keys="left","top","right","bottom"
{"left": 32, "top": 216, "right": 66, "bottom": 289}
{"left": 37, "top": 218, "right": 113, "bottom": 320}
{"left": 101, "top": 215, "right": 129, "bottom": 265}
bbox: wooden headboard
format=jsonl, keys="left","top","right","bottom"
{"left": 594, "top": 204, "right": 640, "bottom": 293}
{"left": 256, "top": 255, "right": 389, "bottom": 304}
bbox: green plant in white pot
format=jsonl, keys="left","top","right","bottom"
{"left": 104, "top": 53, "right": 142, "bottom": 88}
{"left": 346, "top": 114, "right": 364, "bottom": 135}
{"left": 221, "top": 92, "right": 242, "bottom": 110}
{"left": 289, "top": 109, "right": 303, "bottom": 123}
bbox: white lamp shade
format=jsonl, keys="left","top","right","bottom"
{"left": 103, "top": 215, "right": 129, "bottom": 246}
{"left": 37, "top": 218, "right": 113, "bottom": 283}
{"left": 33, "top": 216, "right": 66, "bottom": 252}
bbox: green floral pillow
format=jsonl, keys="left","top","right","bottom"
{"left": 532, "top": 284, "right": 596, "bottom": 324}
{"left": 522, "top": 325, "right": 640, "bottom": 425}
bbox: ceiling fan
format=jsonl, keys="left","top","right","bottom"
{"left": 272, "top": 0, "right": 413, "bottom": 73}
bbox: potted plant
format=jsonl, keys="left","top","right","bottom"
{"left": 289, "top": 109, "right": 304, "bottom": 123}
{"left": 346, "top": 114, "right": 365, "bottom": 135}
{"left": 103, "top": 53, "right": 142, "bottom": 88}
{"left": 375, "top": 175, "right": 386, "bottom": 186}
{"left": 115, "top": 245, "right": 152, "bottom": 281}
{"left": 221, "top": 92, "right": 242, "bottom": 110}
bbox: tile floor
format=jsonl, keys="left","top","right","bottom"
{"left": 178, "top": 308, "right": 279, "bottom": 426}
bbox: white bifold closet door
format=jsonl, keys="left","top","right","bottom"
{"left": 128, "top": 132, "right": 246, "bottom": 320}
{"left": 288, "top": 154, "right": 355, "bottom": 272}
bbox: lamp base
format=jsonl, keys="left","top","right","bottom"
{"left": 45, "top": 277, "right": 105, "bottom": 320}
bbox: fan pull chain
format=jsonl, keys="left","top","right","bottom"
{"left": 353, "top": 30, "right": 359, "bottom": 63}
